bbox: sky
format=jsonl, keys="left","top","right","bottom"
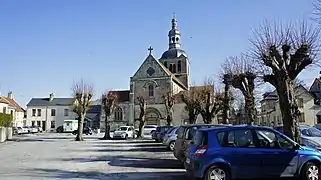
{"left": 0, "top": 0, "right": 318, "bottom": 107}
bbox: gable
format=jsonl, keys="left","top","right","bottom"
{"left": 132, "top": 55, "right": 170, "bottom": 79}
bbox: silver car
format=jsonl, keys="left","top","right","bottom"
{"left": 163, "top": 126, "right": 179, "bottom": 151}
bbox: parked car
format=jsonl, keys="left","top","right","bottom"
{"left": 163, "top": 126, "right": 179, "bottom": 151}
{"left": 185, "top": 125, "right": 321, "bottom": 180}
{"left": 32, "top": 126, "right": 42, "bottom": 133}
{"left": 24, "top": 126, "right": 38, "bottom": 134}
{"left": 173, "top": 124, "right": 223, "bottom": 163}
{"left": 135, "top": 125, "right": 157, "bottom": 136}
{"left": 20, "top": 126, "right": 29, "bottom": 134}
{"left": 13, "top": 127, "right": 23, "bottom": 135}
{"left": 113, "top": 126, "right": 135, "bottom": 139}
{"left": 152, "top": 126, "right": 173, "bottom": 142}
{"left": 72, "top": 127, "right": 93, "bottom": 135}
{"left": 274, "top": 125, "right": 321, "bottom": 150}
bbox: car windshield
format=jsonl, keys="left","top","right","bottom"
{"left": 307, "top": 127, "right": 321, "bottom": 137}
{"left": 117, "top": 127, "right": 128, "bottom": 131}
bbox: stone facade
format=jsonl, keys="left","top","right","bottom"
{"left": 99, "top": 16, "right": 208, "bottom": 130}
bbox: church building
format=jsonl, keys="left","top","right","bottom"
{"left": 100, "top": 16, "right": 203, "bottom": 130}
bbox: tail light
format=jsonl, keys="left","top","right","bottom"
{"left": 194, "top": 145, "right": 208, "bottom": 156}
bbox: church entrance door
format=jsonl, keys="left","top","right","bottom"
{"left": 145, "top": 108, "right": 160, "bottom": 125}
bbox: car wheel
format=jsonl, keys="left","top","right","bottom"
{"left": 168, "top": 141, "right": 175, "bottom": 151}
{"left": 300, "top": 162, "right": 319, "bottom": 180}
{"left": 204, "top": 164, "right": 231, "bottom": 180}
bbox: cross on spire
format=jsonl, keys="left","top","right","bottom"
{"left": 173, "top": 12, "right": 176, "bottom": 19}
{"left": 148, "top": 46, "right": 153, "bottom": 55}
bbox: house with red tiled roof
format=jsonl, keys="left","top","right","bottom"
{"left": 1, "top": 91, "right": 25, "bottom": 127}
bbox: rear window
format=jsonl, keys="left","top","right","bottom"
{"left": 193, "top": 130, "right": 208, "bottom": 146}
{"left": 177, "top": 126, "right": 185, "bottom": 138}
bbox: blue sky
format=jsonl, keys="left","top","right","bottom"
{"left": 0, "top": 0, "right": 317, "bottom": 106}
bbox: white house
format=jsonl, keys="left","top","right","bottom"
{"left": 26, "top": 93, "right": 76, "bottom": 131}
{"left": 259, "top": 85, "right": 319, "bottom": 126}
{"left": 0, "top": 92, "right": 25, "bottom": 127}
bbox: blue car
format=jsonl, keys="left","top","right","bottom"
{"left": 184, "top": 125, "right": 321, "bottom": 180}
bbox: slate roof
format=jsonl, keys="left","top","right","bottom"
{"left": 111, "top": 90, "right": 130, "bottom": 103}
{"left": 27, "top": 98, "right": 75, "bottom": 107}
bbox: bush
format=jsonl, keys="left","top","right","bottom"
{"left": 0, "top": 113, "right": 13, "bottom": 127}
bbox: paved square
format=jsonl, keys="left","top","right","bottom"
{"left": 0, "top": 133, "right": 186, "bottom": 180}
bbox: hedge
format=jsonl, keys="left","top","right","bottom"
{"left": 0, "top": 113, "right": 13, "bottom": 127}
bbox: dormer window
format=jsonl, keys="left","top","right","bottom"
{"left": 164, "top": 61, "right": 168, "bottom": 68}
{"left": 178, "top": 60, "right": 182, "bottom": 72}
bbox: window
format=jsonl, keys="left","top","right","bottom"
{"left": 3, "top": 107, "right": 6, "bottom": 113}
{"left": 169, "top": 64, "right": 173, "bottom": 72}
{"left": 37, "top": 109, "right": 41, "bottom": 116}
{"left": 37, "top": 121, "right": 41, "bottom": 127}
{"left": 177, "top": 127, "right": 185, "bottom": 138}
{"left": 297, "top": 98, "right": 304, "bottom": 108}
{"left": 164, "top": 61, "right": 168, "bottom": 68}
{"left": 114, "top": 107, "right": 123, "bottom": 121}
{"left": 173, "top": 64, "right": 176, "bottom": 73}
{"left": 221, "top": 129, "right": 255, "bottom": 148}
{"left": 32, "top": 109, "right": 36, "bottom": 116}
{"left": 275, "top": 134, "right": 293, "bottom": 150}
{"left": 51, "top": 121, "right": 55, "bottom": 128}
{"left": 178, "top": 60, "right": 182, "bottom": 72}
{"left": 148, "top": 84, "right": 154, "bottom": 97}
{"left": 299, "top": 113, "right": 305, "bottom": 122}
{"left": 216, "top": 132, "right": 225, "bottom": 146}
{"left": 32, "top": 121, "right": 35, "bottom": 126}
{"left": 51, "top": 109, "right": 56, "bottom": 116}
{"left": 255, "top": 130, "right": 278, "bottom": 148}
{"left": 193, "top": 130, "right": 207, "bottom": 146}
{"left": 64, "top": 109, "right": 69, "bottom": 116}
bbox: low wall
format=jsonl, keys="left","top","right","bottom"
{"left": 0, "top": 127, "right": 13, "bottom": 143}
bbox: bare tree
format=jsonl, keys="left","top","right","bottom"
{"left": 313, "top": 0, "right": 321, "bottom": 25}
{"left": 101, "top": 91, "right": 118, "bottom": 140}
{"left": 198, "top": 78, "right": 224, "bottom": 124}
{"left": 136, "top": 95, "right": 146, "bottom": 138}
{"left": 251, "top": 21, "right": 320, "bottom": 142}
{"left": 222, "top": 74, "right": 232, "bottom": 124}
{"left": 162, "top": 91, "right": 175, "bottom": 126}
{"left": 222, "top": 55, "right": 257, "bottom": 125}
{"left": 71, "top": 79, "right": 94, "bottom": 141}
{"left": 180, "top": 88, "right": 202, "bottom": 124}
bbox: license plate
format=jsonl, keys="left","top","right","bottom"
{"left": 185, "top": 158, "right": 190, "bottom": 164}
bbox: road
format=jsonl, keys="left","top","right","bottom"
{"left": 0, "top": 133, "right": 186, "bottom": 180}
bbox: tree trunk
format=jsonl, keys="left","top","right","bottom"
{"left": 244, "top": 92, "right": 255, "bottom": 125}
{"left": 75, "top": 113, "right": 84, "bottom": 141}
{"left": 103, "top": 114, "right": 111, "bottom": 140}
{"left": 188, "top": 111, "right": 197, "bottom": 124}
{"left": 222, "top": 83, "right": 230, "bottom": 124}
{"left": 276, "top": 79, "right": 301, "bottom": 143}
{"left": 166, "top": 109, "right": 173, "bottom": 126}
{"left": 137, "top": 118, "right": 145, "bottom": 138}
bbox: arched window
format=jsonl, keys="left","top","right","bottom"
{"left": 114, "top": 107, "right": 123, "bottom": 121}
{"left": 178, "top": 60, "right": 182, "bottom": 72}
{"left": 173, "top": 64, "right": 176, "bottom": 73}
{"left": 164, "top": 61, "right": 167, "bottom": 68}
{"left": 169, "top": 64, "right": 173, "bottom": 72}
{"left": 148, "top": 84, "right": 154, "bottom": 97}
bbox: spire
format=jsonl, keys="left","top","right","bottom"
{"left": 168, "top": 13, "right": 181, "bottom": 49}
{"left": 148, "top": 46, "right": 153, "bottom": 55}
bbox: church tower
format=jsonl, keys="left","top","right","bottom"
{"left": 159, "top": 14, "right": 190, "bottom": 88}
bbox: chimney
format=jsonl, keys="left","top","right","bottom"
{"left": 7, "top": 91, "right": 12, "bottom": 99}
{"left": 49, "top": 93, "right": 54, "bottom": 101}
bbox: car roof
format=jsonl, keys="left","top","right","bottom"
{"left": 199, "top": 125, "right": 276, "bottom": 133}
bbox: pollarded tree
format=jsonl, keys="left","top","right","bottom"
{"left": 162, "top": 90, "right": 175, "bottom": 126}
{"left": 136, "top": 95, "right": 146, "bottom": 138}
{"left": 222, "top": 55, "right": 257, "bottom": 125}
{"left": 72, "top": 79, "right": 94, "bottom": 141}
{"left": 101, "top": 91, "right": 118, "bottom": 140}
{"left": 251, "top": 22, "right": 320, "bottom": 142}
{"left": 198, "top": 78, "right": 224, "bottom": 124}
{"left": 180, "top": 87, "right": 202, "bottom": 124}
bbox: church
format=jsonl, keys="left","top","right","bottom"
{"left": 100, "top": 16, "right": 203, "bottom": 130}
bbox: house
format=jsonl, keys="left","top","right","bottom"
{"left": 259, "top": 85, "right": 318, "bottom": 126}
{"left": 0, "top": 92, "right": 25, "bottom": 127}
{"left": 26, "top": 93, "right": 76, "bottom": 131}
